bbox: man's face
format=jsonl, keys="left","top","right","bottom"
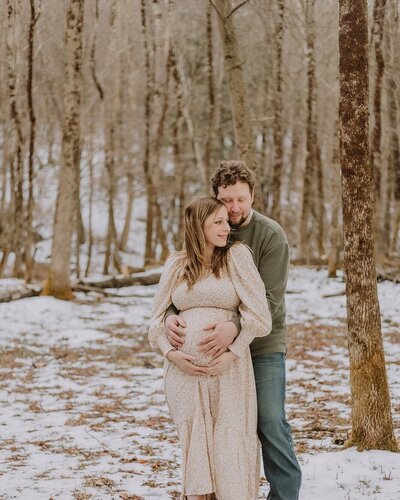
{"left": 216, "top": 182, "right": 254, "bottom": 228}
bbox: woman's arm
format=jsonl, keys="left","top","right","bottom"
{"left": 227, "top": 243, "right": 272, "bottom": 358}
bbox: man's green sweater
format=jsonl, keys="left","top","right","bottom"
{"left": 165, "top": 210, "right": 289, "bottom": 357}
{"left": 229, "top": 210, "right": 288, "bottom": 356}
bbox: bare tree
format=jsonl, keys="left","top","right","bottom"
{"left": 43, "top": 0, "right": 84, "bottom": 299}
{"left": 370, "top": 0, "right": 388, "bottom": 255}
{"left": 299, "top": 0, "right": 317, "bottom": 262}
{"left": 6, "top": 0, "right": 25, "bottom": 278}
{"left": 213, "top": 0, "right": 264, "bottom": 211}
{"left": 339, "top": 0, "right": 397, "bottom": 450}
{"left": 24, "top": 0, "right": 40, "bottom": 282}
{"left": 271, "top": 0, "right": 285, "bottom": 223}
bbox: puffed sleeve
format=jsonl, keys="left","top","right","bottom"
{"left": 227, "top": 243, "right": 272, "bottom": 357}
{"left": 148, "top": 252, "right": 183, "bottom": 357}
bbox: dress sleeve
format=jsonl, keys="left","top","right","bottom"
{"left": 227, "top": 244, "right": 272, "bottom": 358}
{"left": 148, "top": 253, "right": 182, "bottom": 357}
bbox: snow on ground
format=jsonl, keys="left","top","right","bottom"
{"left": 0, "top": 267, "right": 399, "bottom": 499}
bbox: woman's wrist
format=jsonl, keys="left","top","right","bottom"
{"left": 166, "top": 348, "right": 177, "bottom": 360}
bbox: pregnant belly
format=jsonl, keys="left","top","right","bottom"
{"left": 179, "top": 307, "right": 235, "bottom": 366}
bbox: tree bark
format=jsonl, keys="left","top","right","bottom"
{"left": 299, "top": 0, "right": 317, "bottom": 263}
{"left": 327, "top": 127, "right": 341, "bottom": 278}
{"left": 141, "top": 0, "right": 156, "bottom": 266}
{"left": 371, "top": 0, "right": 388, "bottom": 257}
{"left": 387, "top": 5, "right": 400, "bottom": 254}
{"left": 271, "top": 0, "right": 285, "bottom": 223}
{"left": 204, "top": 2, "right": 216, "bottom": 186}
{"left": 370, "top": 0, "right": 387, "bottom": 203}
{"left": 214, "top": 0, "right": 263, "bottom": 211}
{"left": 339, "top": 0, "right": 397, "bottom": 451}
{"left": 42, "top": 0, "right": 84, "bottom": 299}
{"left": 24, "top": 0, "right": 40, "bottom": 283}
{"left": 103, "top": 0, "right": 121, "bottom": 276}
{"left": 6, "top": 0, "right": 25, "bottom": 278}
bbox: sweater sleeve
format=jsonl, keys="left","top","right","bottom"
{"left": 258, "top": 241, "right": 289, "bottom": 324}
{"left": 148, "top": 253, "right": 182, "bottom": 357}
{"left": 227, "top": 244, "right": 272, "bottom": 357}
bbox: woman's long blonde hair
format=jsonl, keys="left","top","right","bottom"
{"left": 182, "top": 197, "right": 232, "bottom": 288}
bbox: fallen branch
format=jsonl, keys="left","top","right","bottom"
{"left": 0, "top": 288, "right": 41, "bottom": 303}
{"left": 0, "top": 271, "right": 161, "bottom": 303}
{"left": 72, "top": 283, "right": 150, "bottom": 297}
{"left": 322, "top": 290, "right": 346, "bottom": 298}
{"left": 79, "top": 271, "right": 161, "bottom": 289}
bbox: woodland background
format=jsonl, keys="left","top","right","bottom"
{"left": 1, "top": 0, "right": 399, "bottom": 280}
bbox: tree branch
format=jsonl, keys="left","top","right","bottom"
{"left": 226, "top": 0, "right": 251, "bottom": 19}
{"left": 208, "top": 0, "right": 225, "bottom": 22}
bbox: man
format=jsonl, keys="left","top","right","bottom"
{"left": 165, "top": 161, "right": 301, "bottom": 500}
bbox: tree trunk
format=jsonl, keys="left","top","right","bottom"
{"left": 119, "top": 171, "right": 135, "bottom": 252}
{"left": 24, "top": 0, "right": 40, "bottom": 283}
{"left": 141, "top": 0, "right": 156, "bottom": 266}
{"left": 371, "top": 0, "right": 387, "bottom": 204}
{"left": 271, "top": 0, "right": 285, "bottom": 223}
{"left": 338, "top": 0, "right": 397, "bottom": 451}
{"left": 214, "top": 0, "right": 263, "bottom": 211}
{"left": 314, "top": 143, "right": 325, "bottom": 257}
{"left": 6, "top": 0, "right": 25, "bottom": 278}
{"left": 371, "top": 0, "right": 388, "bottom": 256}
{"left": 103, "top": 0, "right": 121, "bottom": 275}
{"left": 327, "top": 127, "right": 341, "bottom": 278}
{"left": 299, "top": 0, "right": 317, "bottom": 263}
{"left": 387, "top": 5, "right": 400, "bottom": 254}
{"left": 42, "top": 0, "right": 84, "bottom": 299}
{"left": 204, "top": 2, "right": 216, "bottom": 186}
{"left": 171, "top": 54, "right": 186, "bottom": 249}
{"left": 85, "top": 133, "right": 94, "bottom": 277}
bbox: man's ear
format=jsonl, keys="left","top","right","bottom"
{"left": 251, "top": 190, "right": 255, "bottom": 204}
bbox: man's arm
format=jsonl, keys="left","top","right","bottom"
{"left": 258, "top": 241, "right": 289, "bottom": 323}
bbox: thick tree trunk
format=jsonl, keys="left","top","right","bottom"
{"left": 43, "top": 0, "right": 84, "bottom": 299}
{"left": 339, "top": 0, "right": 397, "bottom": 451}
{"left": 214, "top": 0, "right": 263, "bottom": 211}
{"left": 271, "top": 0, "right": 285, "bottom": 223}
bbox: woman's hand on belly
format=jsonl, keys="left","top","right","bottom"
{"left": 166, "top": 350, "right": 208, "bottom": 376}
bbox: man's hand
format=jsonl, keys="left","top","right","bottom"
{"left": 165, "top": 314, "right": 186, "bottom": 348}
{"left": 206, "top": 351, "right": 237, "bottom": 376}
{"left": 166, "top": 350, "right": 208, "bottom": 376}
{"left": 198, "top": 321, "right": 238, "bottom": 358}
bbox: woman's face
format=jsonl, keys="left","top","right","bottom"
{"left": 203, "top": 205, "right": 230, "bottom": 251}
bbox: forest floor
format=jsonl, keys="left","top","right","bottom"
{"left": 0, "top": 267, "right": 399, "bottom": 499}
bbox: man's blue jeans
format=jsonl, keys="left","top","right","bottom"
{"left": 252, "top": 353, "right": 301, "bottom": 500}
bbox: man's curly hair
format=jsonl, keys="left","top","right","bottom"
{"left": 211, "top": 160, "right": 256, "bottom": 196}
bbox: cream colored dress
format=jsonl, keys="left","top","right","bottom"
{"left": 149, "top": 243, "right": 272, "bottom": 500}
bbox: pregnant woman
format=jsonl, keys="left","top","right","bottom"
{"left": 149, "top": 197, "right": 271, "bottom": 500}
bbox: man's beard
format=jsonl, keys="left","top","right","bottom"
{"left": 229, "top": 215, "right": 247, "bottom": 229}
